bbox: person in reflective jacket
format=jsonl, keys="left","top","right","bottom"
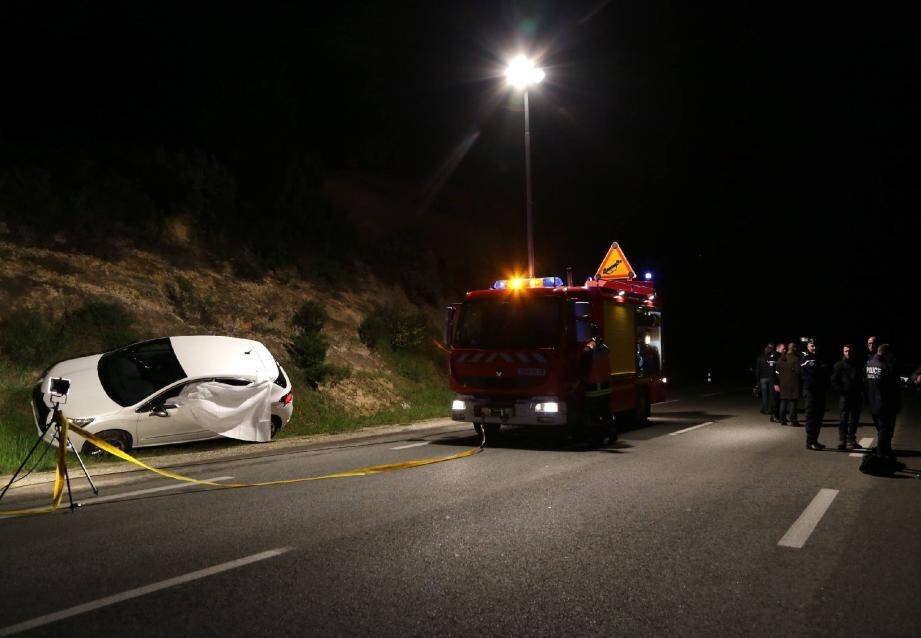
{"left": 831, "top": 344, "right": 863, "bottom": 450}
{"left": 579, "top": 324, "right": 614, "bottom": 442}
{"left": 865, "top": 344, "right": 901, "bottom": 459}
{"left": 769, "top": 342, "right": 786, "bottom": 422}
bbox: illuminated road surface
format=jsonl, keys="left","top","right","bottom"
{"left": 2, "top": 389, "right": 920, "bottom": 636}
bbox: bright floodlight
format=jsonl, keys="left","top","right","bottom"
{"left": 505, "top": 55, "right": 545, "bottom": 89}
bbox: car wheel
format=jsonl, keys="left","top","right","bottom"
{"left": 270, "top": 416, "right": 283, "bottom": 440}
{"left": 82, "top": 430, "right": 132, "bottom": 457}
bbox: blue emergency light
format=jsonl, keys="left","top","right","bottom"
{"left": 644, "top": 271, "right": 653, "bottom": 281}
{"left": 492, "top": 276, "right": 564, "bottom": 290}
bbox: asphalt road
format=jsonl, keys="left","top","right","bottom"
{"left": 2, "top": 387, "right": 920, "bottom": 637}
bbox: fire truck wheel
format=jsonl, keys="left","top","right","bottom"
{"left": 634, "top": 390, "right": 651, "bottom": 426}
{"left": 619, "top": 390, "right": 650, "bottom": 429}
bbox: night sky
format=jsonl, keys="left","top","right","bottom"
{"left": 1, "top": 1, "right": 918, "bottom": 381}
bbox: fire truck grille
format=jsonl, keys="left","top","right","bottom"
{"left": 458, "top": 376, "right": 544, "bottom": 389}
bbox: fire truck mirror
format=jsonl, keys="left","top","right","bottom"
{"left": 444, "top": 305, "right": 458, "bottom": 347}
{"left": 573, "top": 301, "right": 591, "bottom": 320}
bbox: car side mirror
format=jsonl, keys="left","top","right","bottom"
{"left": 150, "top": 404, "right": 177, "bottom": 417}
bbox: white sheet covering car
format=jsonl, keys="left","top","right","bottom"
{"left": 31, "top": 336, "right": 294, "bottom": 454}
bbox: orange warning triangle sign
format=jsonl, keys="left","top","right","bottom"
{"left": 594, "top": 242, "right": 635, "bottom": 280}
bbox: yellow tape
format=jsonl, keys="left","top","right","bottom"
{"left": 0, "top": 419, "right": 69, "bottom": 518}
{"left": 1, "top": 418, "right": 483, "bottom": 518}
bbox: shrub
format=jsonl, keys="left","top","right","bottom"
{"left": 292, "top": 299, "right": 328, "bottom": 334}
{"left": 165, "top": 275, "right": 214, "bottom": 324}
{"left": 358, "top": 305, "right": 428, "bottom": 351}
{"left": 287, "top": 300, "right": 346, "bottom": 389}
{"left": 289, "top": 331, "right": 332, "bottom": 389}
{"left": 62, "top": 301, "right": 138, "bottom": 353}
{"left": 0, "top": 300, "right": 138, "bottom": 369}
{"left": 0, "top": 312, "right": 62, "bottom": 368}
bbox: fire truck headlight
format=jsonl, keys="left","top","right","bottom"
{"left": 534, "top": 401, "right": 559, "bottom": 413}
{"left": 452, "top": 399, "right": 466, "bottom": 411}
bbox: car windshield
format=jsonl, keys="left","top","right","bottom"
{"left": 97, "top": 338, "right": 187, "bottom": 407}
{"left": 454, "top": 296, "right": 561, "bottom": 349}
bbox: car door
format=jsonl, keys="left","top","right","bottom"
{"left": 135, "top": 379, "right": 215, "bottom": 445}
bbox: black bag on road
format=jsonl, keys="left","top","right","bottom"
{"left": 859, "top": 453, "right": 906, "bottom": 477}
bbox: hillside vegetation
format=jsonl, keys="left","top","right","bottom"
{"left": 0, "top": 237, "right": 453, "bottom": 473}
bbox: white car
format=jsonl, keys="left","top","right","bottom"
{"left": 32, "top": 336, "right": 294, "bottom": 455}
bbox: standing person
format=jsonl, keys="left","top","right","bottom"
{"left": 800, "top": 340, "right": 828, "bottom": 449}
{"left": 865, "top": 344, "right": 901, "bottom": 459}
{"left": 580, "top": 324, "right": 615, "bottom": 444}
{"left": 769, "top": 342, "right": 786, "bottom": 422}
{"left": 831, "top": 344, "right": 863, "bottom": 450}
{"left": 865, "top": 336, "right": 878, "bottom": 364}
{"left": 755, "top": 344, "right": 774, "bottom": 414}
{"left": 775, "top": 342, "right": 803, "bottom": 428}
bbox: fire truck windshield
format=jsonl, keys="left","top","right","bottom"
{"left": 453, "top": 297, "right": 561, "bottom": 349}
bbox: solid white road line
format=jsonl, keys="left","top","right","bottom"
{"left": 0, "top": 547, "right": 293, "bottom": 637}
{"left": 669, "top": 421, "right": 714, "bottom": 436}
{"left": 79, "top": 476, "right": 235, "bottom": 505}
{"left": 849, "top": 438, "right": 876, "bottom": 458}
{"left": 654, "top": 399, "right": 681, "bottom": 405}
{"left": 777, "top": 488, "right": 839, "bottom": 549}
{"left": 390, "top": 441, "right": 431, "bottom": 450}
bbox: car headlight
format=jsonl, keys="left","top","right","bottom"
{"left": 534, "top": 402, "right": 559, "bottom": 413}
{"left": 452, "top": 400, "right": 466, "bottom": 411}
{"left": 70, "top": 417, "right": 95, "bottom": 426}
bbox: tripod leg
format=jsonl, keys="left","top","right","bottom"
{"left": 62, "top": 448, "right": 77, "bottom": 511}
{"left": 0, "top": 422, "right": 54, "bottom": 502}
{"left": 67, "top": 440, "right": 99, "bottom": 495}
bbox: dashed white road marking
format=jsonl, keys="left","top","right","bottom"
{"left": 669, "top": 421, "right": 714, "bottom": 436}
{"left": 0, "top": 547, "right": 293, "bottom": 637}
{"left": 778, "top": 488, "right": 839, "bottom": 549}
{"left": 653, "top": 399, "right": 681, "bottom": 405}
{"left": 849, "top": 438, "right": 876, "bottom": 458}
{"left": 80, "top": 476, "right": 235, "bottom": 505}
{"left": 390, "top": 441, "right": 431, "bottom": 450}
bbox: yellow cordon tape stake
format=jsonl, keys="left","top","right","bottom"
{"left": 1, "top": 418, "right": 484, "bottom": 519}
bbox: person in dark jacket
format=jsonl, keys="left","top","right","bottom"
{"left": 579, "top": 324, "right": 615, "bottom": 444}
{"left": 831, "top": 344, "right": 863, "bottom": 450}
{"left": 800, "top": 340, "right": 828, "bottom": 449}
{"left": 769, "top": 342, "right": 786, "bottom": 422}
{"left": 775, "top": 342, "right": 804, "bottom": 429}
{"left": 755, "top": 344, "right": 774, "bottom": 414}
{"left": 865, "top": 336, "right": 878, "bottom": 365}
{"left": 865, "top": 344, "right": 901, "bottom": 459}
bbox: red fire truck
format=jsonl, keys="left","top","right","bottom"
{"left": 444, "top": 243, "right": 665, "bottom": 439}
